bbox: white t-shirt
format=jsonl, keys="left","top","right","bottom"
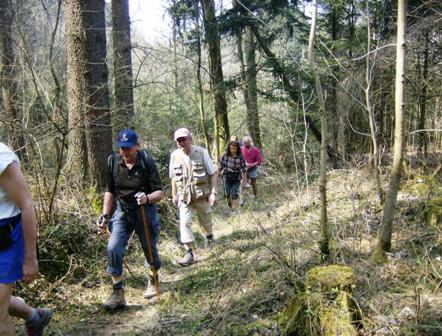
{"left": 0, "top": 142, "right": 21, "bottom": 220}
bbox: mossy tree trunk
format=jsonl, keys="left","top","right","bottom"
{"left": 373, "top": 0, "right": 406, "bottom": 261}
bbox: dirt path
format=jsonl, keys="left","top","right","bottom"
{"left": 41, "top": 198, "right": 270, "bottom": 336}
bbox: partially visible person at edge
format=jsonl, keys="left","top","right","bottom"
{"left": 169, "top": 128, "right": 217, "bottom": 267}
{"left": 0, "top": 142, "right": 52, "bottom": 336}
{"left": 96, "top": 129, "right": 163, "bottom": 309}
{"left": 218, "top": 139, "right": 246, "bottom": 215}
{"left": 240, "top": 136, "right": 262, "bottom": 203}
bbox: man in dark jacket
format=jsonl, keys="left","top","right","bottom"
{"left": 97, "top": 129, "right": 163, "bottom": 308}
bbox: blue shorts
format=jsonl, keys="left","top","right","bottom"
{"left": 247, "top": 166, "right": 259, "bottom": 179}
{"left": 0, "top": 218, "right": 24, "bottom": 284}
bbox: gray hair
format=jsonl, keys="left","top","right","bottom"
{"left": 243, "top": 135, "right": 252, "bottom": 144}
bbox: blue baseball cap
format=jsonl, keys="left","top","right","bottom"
{"left": 115, "top": 129, "right": 138, "bottom": 148}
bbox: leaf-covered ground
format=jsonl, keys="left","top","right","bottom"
{"left": 13, "top": 160, "right": 442, "bottom": 335}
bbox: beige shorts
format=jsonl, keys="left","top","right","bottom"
{"left": 179, "top": 198, "right": 213, "bottom": 244}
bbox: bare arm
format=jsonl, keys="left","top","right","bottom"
{"left": 148, "top": 190, "right": 163, "bottom": 203}
{"left": 102, "top": 191, "right": 115, "bottom": 216}
{"left": 0, "top": 162, "right": 38, "bottom": 283}
{"left": 171, "top": 180, "right": 178, "bottom": 207}
{"left": 209, "top": 172, "right": 217, "bottom": 194}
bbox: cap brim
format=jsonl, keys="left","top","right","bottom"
{"left": 115, "top": 141, "right": 136, "bottom": 148}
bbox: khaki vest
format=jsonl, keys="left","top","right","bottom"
{"left": 170, "top": 147, "right": 211, "bottom": 204}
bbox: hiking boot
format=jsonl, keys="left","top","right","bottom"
{"left": 178, "top": 251, "right": 195, "bottom": 267}
{"left": 25, "top": 308, "right": 52, "bottom": 336}
{"left": 102, "top": 288, "right": 126, "bottom": 309}
{"left": 205, "top": 235, "right": 214, "bottom": 249}
{"left": 144, "top": 274, "right": 160, "bottom": 299}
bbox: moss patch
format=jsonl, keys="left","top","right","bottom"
{"left": 279, "top": 265, "right": 357, "bottom": 336}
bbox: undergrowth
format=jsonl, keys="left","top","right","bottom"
{"left": 12, "top": 155, "right": 442, "bottom": 335}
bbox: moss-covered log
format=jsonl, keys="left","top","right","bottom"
{"left": 425, "top": 197, "right": 441, "bottom": 228}
{"left": 279, "top": 265, "right": 358, "bottom": 336}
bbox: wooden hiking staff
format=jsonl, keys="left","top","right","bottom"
{"left": 139, "top": 204, "right": 160, "bottom": 301}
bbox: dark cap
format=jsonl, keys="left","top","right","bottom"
{"left": 115, "top": 129, "right": 138, "bottom": 148}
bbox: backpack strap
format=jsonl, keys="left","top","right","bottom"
{"left": 107, "top": 149, "right": 151, "bottom": 200}
{"left": 108, "top": 152, "right": 121, "bottom": 201}
{"left": 138, "top": 149, "right": 150, "bottom": 172}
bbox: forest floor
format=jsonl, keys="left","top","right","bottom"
{"left": 13, "top": 156, "right": 442, "bottom": 335}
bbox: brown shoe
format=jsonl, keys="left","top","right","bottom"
{"left": 102, "top": 288, "right": 126, "bottom": 309}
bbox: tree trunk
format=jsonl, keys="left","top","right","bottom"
{"left": 112, "top": 0, "right": 134, "bottom": 129}
{"left": 236, "top": 26, "right": 250, "bottom": 136}
{"left": 0, "top": 0, "right": 25, "bottom": 156}
{"left": 373, "top": 0, "right": 406, "bottom": 261}
{"left": 244, "top": 25, "right": 261, "bottom": 149}
{"left": 65, "top": 0, "right": 112, "bottom": 189}
{"left": 195, "top": 1, "right": 210, "bottom": 151}
{"left": 200, "top": 0, "right": 229, "bottom": 159}
{"left": 85, "top": 0, "right": 112, "bottom": 189}
{"left": 365, "top": 0, "right": 383, "bottom": 203}
{"left": 417, "top": 31, "right": 428, "bottom": 157}
{"left": 65, "top": 0, "right": 88, "bottom": 179}
{"left": 308, "top": 0, "right": 329, "bottom": 257}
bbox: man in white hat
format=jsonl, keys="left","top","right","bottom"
{"left": 169, "top": 128, "right": 217, "bottom": 266}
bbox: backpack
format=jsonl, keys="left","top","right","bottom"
{"left": 107, "top": 149, "right": 150, "bottom": 200}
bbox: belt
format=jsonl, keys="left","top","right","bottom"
{"left": 0, "top": 214, "right": 21, "bottom": 231}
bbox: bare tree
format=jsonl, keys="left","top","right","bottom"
{"left": 200, "top": 0, "right": 229, "bottom": 159}
{"left": 0, "top": 0, "right": 25, "bottom": 154}
{"left": 194, "top": 0, "right": 211, "bottom": 151}
{"left": 365, "top": 0, "right": 384, "bottom": 203}
{"left": 308, "top": 0, "right": 329, "bottom": 257}
{"left": 243, "top": 25, "right": 261, "bottom": 149}
{"left": 373, "top": 0, "right": 406, "bottom": 261}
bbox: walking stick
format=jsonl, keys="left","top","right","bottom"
{"left": 139, "top": 204, "right": 160, "bottom": 301}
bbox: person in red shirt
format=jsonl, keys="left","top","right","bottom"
{"left": 240, "top": 136, "right": 262, "bottom": 201}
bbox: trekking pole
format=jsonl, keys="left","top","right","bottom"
{"left": 139, "top": 204, "right": 160, "bottom": 301}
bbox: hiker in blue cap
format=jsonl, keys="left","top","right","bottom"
{"left": 96, "top": 129, "right": 164, "bottom": 308}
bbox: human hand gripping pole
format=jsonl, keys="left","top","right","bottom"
{"left": 136, "top": 192, "right": 160, "bottom": 301}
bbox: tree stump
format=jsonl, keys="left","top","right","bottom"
{"left": 279, "top": 265, "right": 358, "bottom": 336}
